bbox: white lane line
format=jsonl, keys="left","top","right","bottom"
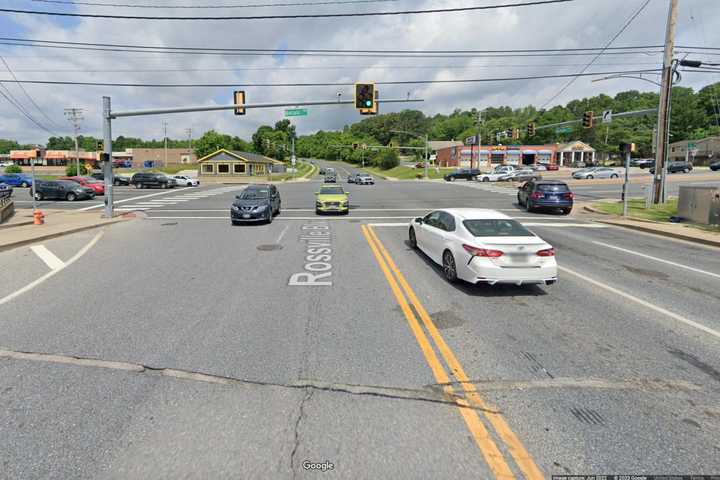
{"left": 276, "top": 224, "right": 290, "bottom": 244}
{"left": 559, "top": 265, "right": 720, "bottom": 341}
{"left": 592, "top": 241, "right": 720, "bottom": 279}
{"left": 30, "top": 245, "right": 65, "bottom": 270}
{"left": 0, "top": 230, "right": 104, "bottom": 305}
{"left": 77, "top": 188, "right": 187, "bottom": 211}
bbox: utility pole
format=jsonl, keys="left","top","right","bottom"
{"left": 185, "top": 128, "right": 192, "bottom": 152}
{"left": 476, "top": 109, "right": 483, "bottom": 171}
{"left": 653, "top": 0, "right": 679, "bottom": 204}
{"left": 64, "top": 108, "right": 84, "bottom": 177}
{"left": 163, "top": 121, "right": 168, "bottom": 168}
{"left": 102, "top": 96, "right": 114, "bottom": 218}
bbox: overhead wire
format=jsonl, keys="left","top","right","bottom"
{"left": 0, "top": 68, "right": 664, "bottom": 88}
{"left": 538, "top": 0, "right": 652, "bottom": 110}
{"left": 27, "top": 0, "right": 403, "bottom": 8}
{"left": 0, "top": 56, "right": 63, "bottom": 133}
{"left": 0, "top": 0, "right": 575, "bottom": 20}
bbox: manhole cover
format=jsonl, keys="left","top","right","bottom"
{"left": 257, "top": 244, "right": 283, "bottom": 251}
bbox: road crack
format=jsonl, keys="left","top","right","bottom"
{"left": 290, "top": 388, "right": 313, "bottom": 479}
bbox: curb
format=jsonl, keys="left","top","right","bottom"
{"left": 594, "top": 219, "right": 720, "bottom": 248}
{"left": 0, "top": 216, "right": 131, "bottom": 253}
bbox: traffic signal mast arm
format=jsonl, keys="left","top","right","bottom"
{"left": 531, "top": 108, "right": 657, "bottom": 132}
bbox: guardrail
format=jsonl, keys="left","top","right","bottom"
{"left": 0, "top": 196, "right": 15, "bottom": 224}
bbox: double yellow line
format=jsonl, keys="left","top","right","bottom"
{"left": 361, "top": 225, "right": 543, "bottom": 480}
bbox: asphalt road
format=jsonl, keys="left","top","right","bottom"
{"left": 1, "top": 158, "right": 719, "bottom": 479}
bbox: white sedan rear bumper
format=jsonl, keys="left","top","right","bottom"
{"left": 458, "top": 256, "right": 558, "bottom": 286}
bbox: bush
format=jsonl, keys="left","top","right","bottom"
{"left": 65, "top": 164, "right": 88, "bottom": 176}
{"left": 376, "top": 149, "right": 400, "bottom": 170}
{"left": 4, "top": 164, "right": 22, "bottom": 174}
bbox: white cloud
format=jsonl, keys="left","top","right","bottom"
{"left": 0, "top": 0, "right": 718, "bottom": 144}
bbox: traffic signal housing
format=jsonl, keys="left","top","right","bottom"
{"left": 355, "top": 83, "right": 375, "bottom": 112}
{"left": 234, "top": 90, "right": 246, "bottom": 115}
{"left": 360, "top": 89, "right": 379, "bottom": 116}
{"left": 527, "top": 122, "right": 536, "bottom": 137}
{"left": 96, "top": 141, "right": 103, "bottom": 151}
{"left": 582, "top": 111, "right": 594, "bottom": 129}
{"left": 512, "top": 128, "right": 520, "bottom": 140}
{"left": 352, "top": 143, "right": 359, "bottom": 150}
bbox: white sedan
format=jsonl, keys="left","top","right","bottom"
{"left": 173, "top": 175, "right": 200, "bottom": 187}
{"left": 476, "top": 172, "right": 507, "bottom": 182}
{"left": 408, "top": 208, "right": 557, "bottom": 286}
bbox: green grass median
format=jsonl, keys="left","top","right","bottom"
{"left": 593, "top": 199, "right": 678, "bottom": 222}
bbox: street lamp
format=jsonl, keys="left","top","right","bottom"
{"left": 391, "top": 129, "right": 429, "bottom": 179}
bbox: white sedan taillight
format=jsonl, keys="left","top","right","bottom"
{"left": 463, "top": 244, "right": 504, "bottom": 258}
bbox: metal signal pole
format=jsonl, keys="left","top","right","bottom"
{"left": 163, "top": 121, "right": 169, "bottom": 167}
{"left": 653, "top": 0, "right": 679, "bottom": 204}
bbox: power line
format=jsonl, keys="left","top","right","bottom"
{"left": 0, "top": 41, "right": 664, "bottom": 58}
{"left": 0, "top": 84, "right": 57, "bottom": 135}
{"left": 0, "top": 36, "right": 663, "bottom": 54}
{"left": 0, "top": 55, "right": 63, "bottom": 132}
{"left": 5, "top": 62, "right": 663, "bottom": 74}
{"left": 539, "top": 0, "right": 652, "bottom": 109}
{"left": 28, "top": 0, "right": 402, "bottom": 8}
{"left": 0, "top": 0, "right": 575, "bottom": 20}
{"left": 0, "top": 68, "right": 663, "bottom": 88}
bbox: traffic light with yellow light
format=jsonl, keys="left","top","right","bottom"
{"left": 527, "top": 122, "right": 536, "bottom": 137}
{"left": 582, "top": 111, "right": 594, "bottom": 129}
{"left": 234, "top": 90, "right": 246, "bottom": 115}
{"left": 355, "top": 83, "right": 376, "bottom": 113}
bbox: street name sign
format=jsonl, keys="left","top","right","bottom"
{"left": 285, "top": 108, "right": 308, "bottom": 117}
{"left": 555, "top": 126, "right": 573, "bottom": 134}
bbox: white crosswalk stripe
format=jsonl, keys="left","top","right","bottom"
{"left": 118, "top": 186, "right": 243, "bottom": 211}
{"left": 452, "top": 182, "right": 518, "bottom": 195}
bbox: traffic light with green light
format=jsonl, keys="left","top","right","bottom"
{"left": 355, "top": 83, "right": 375, "bottom": 112}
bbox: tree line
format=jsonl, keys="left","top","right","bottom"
{"left": 2, "top": 81, "right": 718, "bottom": 169}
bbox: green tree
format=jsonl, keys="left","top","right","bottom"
{"left": 375, "top": 149, "right": 400, "bottom": 170}
{"left": 0, "top": 138, "right": 20, "bottom": 154}
{"left": 65, "top": 164, "right": 89, "bottom": 176}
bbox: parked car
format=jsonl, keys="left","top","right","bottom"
{"left": 0, "top": 182, "right": 12, "bottom": 199}
{"left": 33, "top": 180, "right": 95, "bottom": 201}
{"left": 407, "top": 208, "right": 557, "bottom": 286}
{"left": 59, "top": 176, "right": 105, "bottom": 195}
{"left": 649, "top": 161, "right": 693, "bottom": 174}
{"left": 0, "top": 173, "right": 33, "bottom": 188}
{"left": 545, "top": 164, "right": 560, "bottom": 171}
{"left": 91, "top": 172, "right": 132, "bottom": 186}
{"left": 500, "top": 169, "right": 540, "bottom": 182}
{"left": 517, "top": 180, "right": 574, "bottom": 215}
{"left": 444, "top": 168, "right": 481, "bottom": 182}
{"left": 315, "top": 185, "right": 349, "bottom": 215}
{"left": 710, "top": 160, "right": 720, "bottom": 171}
{"left": 0, "top": 161, "right": 13, "bottom": 168}
{"left": 173, "top": 175, "right": 200, "bottom": 187}
{"left": 572, "top": 167, "right": 620, "bottom": 179}
{"left": 476, "top": 171, "right": 507, "bottom": 182}
{"left": 635, "top": 159, "right": 655, "bottom": 169}
{"left": 230, "top": 184, "right": 281, "bottom": 224}
{"left": 531, "top": 164, "right": 547, "bottom": 171}
{"left": 130, "top": 172, "right": 177, "bottom": 189}
{"left": 356, "top": 173, "right": 374, "bottom": 185}
{"left": 347, "top": 174, "right": 358, "bottom": 183}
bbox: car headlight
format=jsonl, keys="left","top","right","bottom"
{"left": 255, "top": 205, "right": 268, "bottom": 211}
{"left": 231, "top": 205, "right": 240, "bottom": 211}
{"left": 316, "top": 201, "right": 322, "bottom": 207}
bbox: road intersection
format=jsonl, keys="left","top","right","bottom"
{"left": 1, "top": 159, "right": 719, "bottom": 478}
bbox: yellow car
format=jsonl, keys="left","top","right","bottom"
{"left": 315, "top": 185, "right": 349, "bottom": 214}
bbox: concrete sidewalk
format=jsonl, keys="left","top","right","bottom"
{"left": 577, "top": 202, "right": 720, "bottom": 248}
{"left": 0, "top": 208, "right": 133, "bottom": 252}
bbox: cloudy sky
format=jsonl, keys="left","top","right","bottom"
{"left": 0, "top": 0, "right": 718, "bottom": 145}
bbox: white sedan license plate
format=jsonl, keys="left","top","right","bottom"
{"left": 508, "top": 253, "right": 531, "bottom": 263}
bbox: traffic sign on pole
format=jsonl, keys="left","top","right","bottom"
{"left": 465, "top": 135, "right": 477, "bottom": 145}
{"left": 285, "top": 108, "right": 308, "bottom": 117}
{"left": 602, "top": 110, "right": 613, "bottom": 124}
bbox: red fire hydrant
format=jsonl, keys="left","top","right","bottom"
{"left": 33, "top": 209, "right": 45, "bottom": 225}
